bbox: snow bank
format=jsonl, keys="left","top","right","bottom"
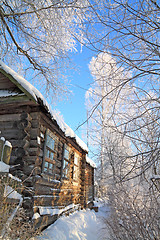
{"left": 86, "top": 156, "right": 96, "bottom": 168}
{"left": 33, "top": 206, "right": 110, "bottom": 240}
{"left": 0, "top": 161, "right": 10, "bottom": 172}
{"left": 0, "top": 60, "right": 88, "bottom": 153}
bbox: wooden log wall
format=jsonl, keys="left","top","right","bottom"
{"left": 0, "top": 108, "right": 40, "bottom": 218}
{"left": 0, "top": 104, "right": 91, "bottom": 225}
{"left": 85, "top": 163, "right": 94, "bottom": 204}
{"left": 33, "top": 112, "right": 83, "bottom": 215}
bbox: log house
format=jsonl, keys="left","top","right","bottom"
{"left": 0, "top": 61, "right": 96, "bottom": 229}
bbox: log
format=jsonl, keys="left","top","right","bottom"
{"left": 15, "top": 147, "right": 27, "bottom": 158}
{"left": 33, "top": 195, "right": 60, "bottom": 206}
{"left": 35, "top": 176, "right": 62, "bottom": 188}
{"left": 1, "top": 129, "right": 29, "bottom": 141}
{"left": 30, "top": 128, "right": 39, "bottom": 139}
{"left": 23, "top": 156, "right": 36, "bottom": 165}
{"left": 30, "top": 112, "right": 39, "bottom": 120}
{"left": 35, "top": 184, "right": 60, "bottom": 195}
{"left": 0, "top": 129, "right": 19, "bottom": 138}
{"left": 23, "top": 164, "right": 36, "bottom": 176}
{"left": 18, "top": 130, "right": 29, "bottom": 140}
{"left": 9, "top": 139, "right": 30, "bottom": 149}
{"left": 0, "top": 121, "right": 15, "bottom": 129}
{"left": 0, "top": 113, "right": 21, "bottom": 122}
{"left": 30, "top": 140, "right": 39, "bottom": 147}
{"left": 17, "top": 119, "right": 31, "bottom": 130}
{"left": 20, "top": 112, "right": 32, "bottom": 121}
{"left": 28, "top": 148, "right": 38, "bottom": 156}
{"left": 31, "top": 120, "right": 39, "bottom": 128}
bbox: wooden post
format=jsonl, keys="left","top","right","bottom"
{"left": 0, "top": 137, "right": 5, "bottom": 161}
{"left": 2, "top": 141, "right": 12, "bottom": 165}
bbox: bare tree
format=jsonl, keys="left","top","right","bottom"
{"left": 84, "top": 1, "right": 160, "bottom": 238}
{"left": 84, "top": 0, "right": 160, "bottom": 182}
{"left": 86, "top": 53, "right": 134, "bottom": 197}
{"left": 0, "top": 0, "right": 90, "bottom": 99}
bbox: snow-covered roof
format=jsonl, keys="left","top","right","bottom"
{"left": 86, "top": 156, "right": 96, "bottom": 168}
{"left": 0, "top": 60, "right": 88, "bottom": 153}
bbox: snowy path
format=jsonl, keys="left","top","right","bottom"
{"left": 34, "top": 203, "right": 110, "bottom": 240}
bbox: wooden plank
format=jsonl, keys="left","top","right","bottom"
{"left": 0, "top": 69, "right": 37, "bottom": 103}
{"left": 0, "top": 72, "right": 17, "bottom": 89}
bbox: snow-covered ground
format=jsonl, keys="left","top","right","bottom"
{"left": 33, "top": 201, "right": 110, "bottom": 240}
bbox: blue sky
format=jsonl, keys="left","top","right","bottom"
{"left": 55, "top": 47, "right": 94, "bottom": 145}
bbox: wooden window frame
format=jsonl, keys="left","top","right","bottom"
{"left": 42, "top": 129, "right": 58, "bottom": 177}
{"left": 61, "top": 144, "right": 71, "bottom": 179}
{"left": 73, "top": 153, "right": 80, "bottom": 181}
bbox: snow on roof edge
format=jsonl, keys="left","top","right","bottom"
{"left": 86, "top": 156, "right": 97, "bottom": 168}
{"left": 0, "top": 60, "right": 88, "bottom": 152}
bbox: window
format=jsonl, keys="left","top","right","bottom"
{"left": 73, "top": 153, "right": 80, "bottom": 181}
{"left": 62, "top": 145, "right": 71, "bottom": 179}
{"left": 43, "top": 129, "right": 58, "bottom": 176}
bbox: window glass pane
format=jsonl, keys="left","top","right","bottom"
{"left": 46, "top": 149, "right": 50, "bottom": 158}
{"left": 63, "top": 159, "right": 68, "bottom": 169}
{"left": 47, "top": 136, "right": 55, "bottom": 150}
{"left": 50, "top": 151, "right": 53, "bottom": 160}
{"left": 45, "top": 162, "right": 48, "bottom": 168}
{"left": 64, "top": 149, "right": 69, "bottom": 160}
{"left": 62, "top": 159, "right": 69, "bottom": 178}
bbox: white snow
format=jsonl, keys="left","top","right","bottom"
{"left": 0, "top": 137, "right": 5, "bottom": 142}
{"left": 0, "top": 60, "right": 88, "bottom": 153}
{"left": 4, "top": 140, "right": 12, "bottom": 148}
{"left": 37, "top": 136, "right": 41, "bottom": 145}
{"left": 86, "top": 156, "right": 96, "bottom": 168}
{"left": 33, "top": 201, "right": 110, "bottom": 240}
{"left": 38, "top": 204, "right": 79, "bottom": 216}
{"left": 8, "top": 173, "right": 22, "bottom": 182}
{"left": 4, "top": 185, "right": 22, "bottom": 200}
{"left": 150, "top": 175, "right": 160, "bottom": 180}
{"left": 32, "top": 213, "right": 41, "bottom": 220}
{"left": 33, "top": 195, "right": 58, "bottom": 198}
{"left": 0, "top": 90, "right": 20, "bottom": 97}
{"left": 0, "top": 161, "right": 10, "bottom": 172}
